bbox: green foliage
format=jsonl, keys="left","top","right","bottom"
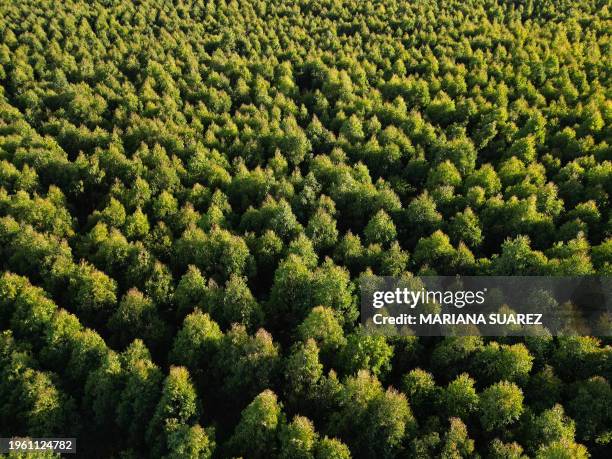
{"left": 535, "top": 439, "right": 589, "bottom": 459}
{"left": 268, "top": 256, "right": 355, "bottom": 331}
{"left": 165, "top": 423, "right": 214, "bottom": 459}
{"left": 522, "top": 404, "right": 577, "bottom": 454}
{"left": 472, "top": 342, "right": 534, "bottom": 385}
{"left": 0, "top": 362, "right": 76, "bottom": 437}
{"left": 566, "top": 376, "right": 612, "bottom": 445}
{"left": 442, "top": 373, "right": 479, "bottom": 421}
{"left": 449, "top": 208, "right": 483, "bottom": 248}
{"left": 315, "top": 436, "right": 352, "bottom": 459}
{"left": 440, "top": 417, "right": 475, "bottom": 459}
{"left": 0, "top": 0, "right": 609, "bottom": 457}
{"left": 175, "top": 226, "right": 252, "bottom": 283}
{"left": 307, "top": 209, "right": 339, "bottom": 252}
{"left": 67, "top": 262, "right": 117, "bottom": 323}
{"left": 402, "top": 192, "right": 443, "bottom": 244}
{"left": 284, "top": 339, "right": 324, "bottom": 410}
{"left": 402, "top": 368, "right": 439, "bottom": 418}
{"left": 169, "top": 310, "right": 222, "bottom": 377}
{"left": 212, "top": 274, "right": 263, "bottom": 330}
{"left": 214, "top": 325, "right": 280, "bottom": 404}
{"left": 228, "top": 389, "right": 283, "bottom": 459}
{"left": 330, "top": 370, "right": 416, "bottom": 458}
{"left": 297, "top": 306, "right": 347, "bottom": 359}
{"left": 364, "top": 210, "right": 397, "bottom": 247}
{"left": 108, "top": 288, "right": 166, "bottom": 350}
{"left": 115, "top": 340, "right": 163, "bottom": 447}
{"left": 526, "top": 365, "right": 563, "bottom": 412}
{"left": 173, "top": 266, "right": 210, "bottom": 319}
{"left": 488, "top": 439, "right": 527, "bottom": 459}
{"left": 480, "top": 381, "right": 524, "bottom": 432}
{"left": 279, "top": 415, "right": 318, "bottom": 459}
{"left": 146, "top": 366, "right": 201, "bottom": 457}
{"left": 339, "top": 328, "right": 394, "bottom": 378}
{"left": 431, "top": 336, "right": 484, "bottom": 379}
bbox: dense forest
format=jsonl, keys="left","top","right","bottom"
{"left": 0, "top": 0, "right": 610, "bottom": 457}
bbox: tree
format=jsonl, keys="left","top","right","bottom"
{"left": 108, "top": 288, "right": 166, "bottom": 350}
{"left": 147, "top": 366, "right": 201, "bottom": 456}
{"left": 175, "top": 226, "right": 252, "bottom": 283}
{"left": 426, "top": 161, "right": 462, "bottom": 189}
{"left": 288, "top": 234, "right": 319, "bottom": 269}
{"left": 472, "top": 342, "right": 534, "bottom": 385}
{"left": 267, "top": 254, "right": 316, "bottom": 331}
{"left": 306, "top": 208, "right": 339, "bottom": 252}
{"left": 378, "top": 241, "right": 410, "bottom": 276}
{"left": 98, "top": 197, "right": 126, "bottom": 228}
{"left": 488, "top": 439, "right": 527, "bottom": 459}
{"left": 440, "top": 418, "right": 475, "bottom": 459}
{"left": 566, "top": 376, "right": 611, "bottom": 444}
{"left": 84, "top": 351, "right": 123, "bottom": 432}
{"left": 442, "top": 374, "right": 479, "bottom": 421}
{"left": 165, "top": 423, "right": 214, "bottom": 459}
{"left": 252, "top": 229, "right": 284, "bottom": 277}
{"left": 279, "top": 415, "right": 318, "bottom": 459}
{"left": 480, "top": 381, "right": 524, "bottom": 431}
{"left": 522, "top": 404, "right": 577, "bottom": 454}
{"left": 116, "top": 340, "right": 163, "bottom": 447}
{"left": 314, "top": 436, "right": 352, "bottom": 459}
{"left": 552, "top": 336, "right": 606, "bottom": 380}
{"left": 491, "top": 236, "right": 549, "bottom": 275}
{"left": 296, "top": 306, "right": 347, "bottom": 359}
{"left": 339, "top": 328, "right": 394, "bottom": 378}
{"left": 169, "top": 310, "right": 222, "bottom": 379}
{"left": 334, "top": 231, "right": 365, "bottom": 273}
{"left": 279, "top": 116, "right": 312, "bottom": 166}
{"left": 213, "top": 274, "right": 263, "bottom": 330}
{"left": 42, "top": 320, "right": 109, "bottom": 394}
{"left": 330, "top": 370, "right": 416, "bottom": 459}
{"left": 174, "top": 266, "right": 211, "bottom": 319}
{"left": 413, "top": 230, "right": 458, "bottom": 274}
{"left": 362, "top": 388, "right": 415, "bottom": 458}
{"left": 340, "top": 114, "right": 365, "bottom": 143}
{"left": 214, "top": 325, "right": 279, "bottom": 404}
{"left": 6, "top": 279, "right": 56, "bottom": 348}
{"left": 67, "top": 261, "right": 117, "bottom": 325}
{"left": 268, "top": 256, "right": 355, "bottom": 332}
{"left": 402, "top": 192, "right": 443, "bottom": 244}
{"left": 1, "top": 364, "right": 76, "bottom": 437}
{"left": 284, "top": 339, "right": 323, "bottom": 410}
{"left": 547, "top": 235, "right": 594, "bottom": 275}
{"left": 241, "top": 197, "right": 302, "bottom": 242}
{"left": 310, "top": 259, "right": 356, "bottom": 324}
{"left": 124, "top": 207, "right": 150, "bottom": 240}
{"left": 364, "top": 210, "right": 397, "bottom": 247}
{"left": 435, "top": 134, "right": 477, "bottom": 176}
{"left": 465, "top": 164, "right": 502, "bottom": 197}
{"left": 449, "top": 208, "right": 482, "bottom": 248}
{"left": 402, "top": 368, "right": 440, "bottom": 419}
{"left": 526, "top": 365, "right": 562, "bottom": 412}
{"left": 508, "top": 136, "right": 537, "bottom": 163}
{"left": 535, "top": 439, "right": 589, "bottom": 459}
{"left": 227, "top": 389, "right": 283, "bottom": 459}
{"left": 431, "top": 336, "right": 484, "bottom": 379}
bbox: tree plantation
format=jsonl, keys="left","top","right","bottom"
{"left": 0, "top": 0, "right": 610, "bottom": 457}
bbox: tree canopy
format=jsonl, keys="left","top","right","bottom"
{"left": 0, "top": 0, "right": 610, "bottom": 457}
